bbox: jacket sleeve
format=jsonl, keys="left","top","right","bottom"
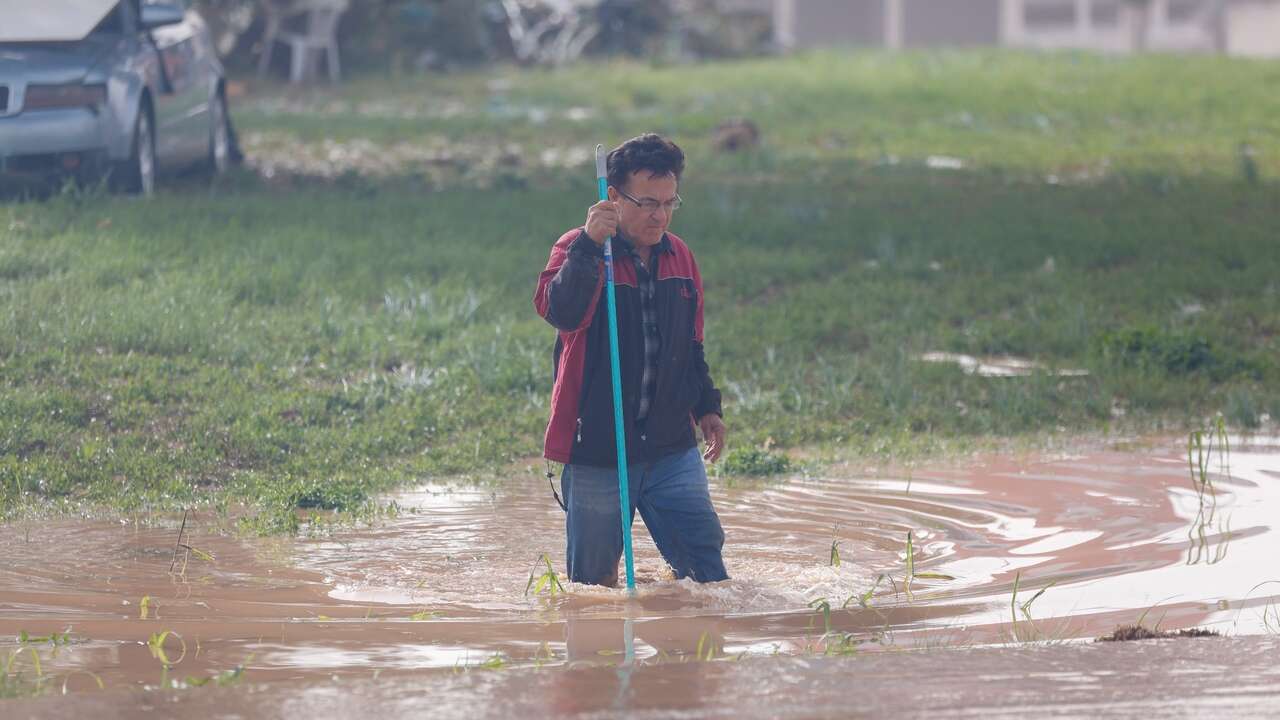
{"left": 692, "top": 341, "right": 723, "bottom": 419}
{"left": 534, "top": 229, "right": 604, "bottom": 333}
{"left": 690, "top": 254, "right": 723, "bottom": 419}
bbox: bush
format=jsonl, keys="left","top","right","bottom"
{"left": 291, "top": 476, "right": 370, "bottom": 510}
{"left": 1094, "top": 326, "right": 1218, "bottom": 375}
{"left": 720, "top": 446, "right": 792, "bottom": 477}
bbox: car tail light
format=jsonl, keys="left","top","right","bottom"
{"left": 23, "top": 84, "right": 107, "bottom": 112}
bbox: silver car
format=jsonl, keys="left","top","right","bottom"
{"left": 0, "top": 0, "right": 236, "bottom": 195}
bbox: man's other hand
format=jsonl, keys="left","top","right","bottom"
{"left": 698, "top": 414, "right": 726, "bottom": 463}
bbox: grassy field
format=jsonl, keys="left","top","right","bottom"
{"left": 235, "top": 49, "right": 1280, "bottom": 178}
{"left": 2, "top": 50, "right": 1278, "bottom": 530}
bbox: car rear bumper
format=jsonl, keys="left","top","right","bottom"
{"left": 0, "top": 148, "right": 110, "bottom": 176}
{"left": 0, "top": 147, "right": 111, "bottom": 195}
{"left": 0, "top": 107, "right": 110, "bottom": 162}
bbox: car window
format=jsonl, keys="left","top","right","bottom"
{"left": 89, "top": 4, "right": 125, "bottom": 36}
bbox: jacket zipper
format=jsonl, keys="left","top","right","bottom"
{"left": 576, "top": 418, "right": 583, "bottom": 443}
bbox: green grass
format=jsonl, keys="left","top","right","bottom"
{"left": 236, "top": 49, "right": 1280, "bottom": 178}
{"left": 2, "top": 50, "right": 1279, "bottom": 527}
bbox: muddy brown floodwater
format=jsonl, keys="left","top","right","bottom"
{"left": 3, "top": 435, "right": 1279, "bottom": 718}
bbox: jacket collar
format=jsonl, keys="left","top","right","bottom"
{"left": 615, "top": 232, "right": 673, "bottom": 257}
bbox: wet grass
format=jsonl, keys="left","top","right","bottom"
{"left": 828, "top": 526, "right": 841, "bottom": 568}
{"left": 845, "top": 575, "right": 886, "bottom": 611}
{"left": 525, "top": 554, "right": 566, "bottom": 597}
{"left": 1097, "top": 625, "right": 1220, "bottom": 642}
{"left": 1009, "top": 571, "right": 1057, "bottom": 642}
{"left": 2, "top": 647, "right": 47, "bottom": 699}
{"left": 903, "top": 532, "right": 916, "bottom": 601}
{"left": 452, "top": 652, "right": 509, "bottom": 673}
{"left": 3, "top": 51, "right": 1279, "bottom": 527}
{"left": 1186, "top": 418, "right": 1234, "bottom": 566}
{"left": 695, "top": 631, "right": 722, "bottom": 662}
{"left": 1262, "top": 595, "right": 1280, "bottom": 635}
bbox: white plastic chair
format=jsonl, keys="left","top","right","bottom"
{"left": 258, "top": 0, "right": 349, "bottom": 84}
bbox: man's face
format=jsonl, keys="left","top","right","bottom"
{"left": 610, "top": 171, "right": 679, "bottom": 247}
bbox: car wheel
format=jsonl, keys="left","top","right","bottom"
{"left": 208, "top": 91, "right": 230, "bottom": 176}
{"left": 116, "top": 106, "right": 156, "bottom": 196}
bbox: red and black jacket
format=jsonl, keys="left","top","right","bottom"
{"left": 535, "top": 228, "right": 722, "bottom": 468}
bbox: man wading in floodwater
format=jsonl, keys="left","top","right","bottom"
{"left": 534, "top": 134, "right": 729, "bottom": 587}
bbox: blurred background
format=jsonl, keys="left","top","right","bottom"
{"left": 212, "top": 0, "right": 1280, "bottom": 77}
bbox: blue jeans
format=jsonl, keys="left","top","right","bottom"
{"left": 563, "top": 447, "right": 728, "bottom": 586}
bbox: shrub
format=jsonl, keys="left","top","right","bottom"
{"left": 720, "top": 446, "right": 791, "bottom": 477}
{"left": 1094, "top": 326, "right": 1218, "bottom": 375}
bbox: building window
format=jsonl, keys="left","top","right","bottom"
{"left": 1091, "top": 0, "right": 1121, "bottom": 26}
{"left": 1167, "top": 0, "right": 1202, "bottom": 23}
{"left": 1024, "top": 0, "right": 1077, "bottom": 28}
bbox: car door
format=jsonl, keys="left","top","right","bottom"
{"left": 143, "top": 0, "right": 207, "bottom": 166}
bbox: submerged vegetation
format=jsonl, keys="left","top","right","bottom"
{"left": 0, "top": 626, "right": 250, "bottom": 697}
{"left": 2, "top": 631, "right": 102, "bottom": 698}
{"left": 1187, "top": 417, "right": 1233, "bottom": 566}
{"left": 1009, "top": 571, "right": 1057, "bottom": 642}
{"left": 525, "top": 554, "right": 566, "bottom": 597}
{"left": 2, "top": 50, "right": 1278, "bottom": 526}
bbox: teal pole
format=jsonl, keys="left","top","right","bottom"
{"left": 596, "top": 144, "right": 636, "bottom": 593}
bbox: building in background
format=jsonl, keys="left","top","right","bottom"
{"left": 730, "top": 0, "right": 1280, "bottom": 57}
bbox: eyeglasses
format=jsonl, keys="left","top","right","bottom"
{"left": 615, "top": 187, "right": 683, "bottom": 214}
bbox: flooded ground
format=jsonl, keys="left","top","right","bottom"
{"left": 9, "top": 635, "right": 1280, "bottom": 718}
{"left": 3, "top": 434, "right": 1278, "bottom": 714}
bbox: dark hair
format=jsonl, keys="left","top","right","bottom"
{"left": 607, "top": 133, "right": 684, "bottom": 190}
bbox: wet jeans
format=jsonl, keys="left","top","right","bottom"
{"left": 562, "top": 447, "right": 728, "bottom": 586}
